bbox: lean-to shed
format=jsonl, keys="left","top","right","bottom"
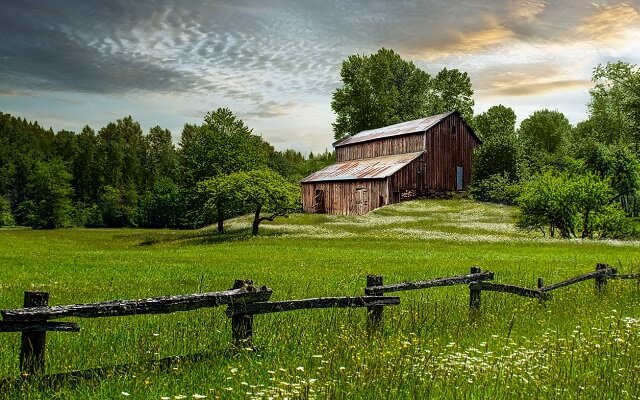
{"left": 300, "top": 111, "right": 481, "bottom": 215}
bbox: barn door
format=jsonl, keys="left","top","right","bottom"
{"left": 456, "top": 166, "right": 464, "bottom": 191}
{"left": 416, "top": 160, "right": 426, "bottom": 192}
{"left": 314, "top": 189, "right": 325, "bottom": 213}
{"left": 355, "top": 188, "right": 367, "bottom": 215}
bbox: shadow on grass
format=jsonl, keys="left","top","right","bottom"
{"left": 0, "top": 349, "right": 243, "bottom": 393}
{"left": 136, "top": 227, "right": 288, "bottom": 247}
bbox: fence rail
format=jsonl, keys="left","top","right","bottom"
{"left": 0, "top": 262, "right": 637, "bottom": 381}
{"left": 1, "top": 286, "right": 272, "bottom": 321}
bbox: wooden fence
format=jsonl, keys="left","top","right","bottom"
{"left": 0, "top": 263, "right": 637, "bottom": 380}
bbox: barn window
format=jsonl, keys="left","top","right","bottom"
{"left": 456, "top": 166, "right": 464, "bottom": 191}
{"left": 451, "top": 124, "right": 457, "bottom": 136}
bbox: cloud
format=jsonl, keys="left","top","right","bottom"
{"left": 575, "top": 3, "right": 640, "bottom": 44}
{"left": 241, "top": 101, "right": 300, "bottom": 119}
{"left": 487, "top": 79, "right": 592, "bottom": 96}
{"left": 508, "top": 0, "right": 547, "bottom": 22}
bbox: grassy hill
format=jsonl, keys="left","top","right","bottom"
{"left": 1, "top": 199, "right": 639, "bottom": 399}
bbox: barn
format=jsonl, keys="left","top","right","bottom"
{"left": 300, "top": 111, "right": 481, "bottom": 215}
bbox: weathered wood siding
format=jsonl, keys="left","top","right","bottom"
{"left": 423, "top": 113, "right": 477, "bottom": 191}
{"left": 388, "top": 153, "right": 425, "bottom": 192}
{"left": 301, "top": 179, "right": 389, "bottom": 215}
{"left": 301, "top": 157, "right": 430, "bottom": 215}
{"left": 334, "top": 113, "right": 478, "bottom": 191}
{"left": 336, "top": 132, "right": 424, "bottom": 162}
{"left": 302, "top": 113, "right": 479, "bottom": 215}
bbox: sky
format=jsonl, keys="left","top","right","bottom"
{"left": 1, "top": 1, "right": 640, "bottom": 154}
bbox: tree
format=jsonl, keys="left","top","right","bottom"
{"left": 332, "top": 48, "right": 425, "bottom": 140}
{"left": 470, "top": 106, "right": 522, "bottom": 203}
{"left": 331, "top": 48, "right": 475, "bottom": 139}
{"left": 581, "top": 143, "right": 640, "bottom": 214}
{"left": 473, "top": 105, "right": 517, "bottom": 142}
{"left": 516, "top": 170, "right": 628, "bottom": 239}
{"left": 0, "top": 196, "right": 14, "bottom": 227}
{"left": 142, "top": 126, "right": 177, "bottom": 190}
{"left": 518, "top": 109, "right": 572, "bottom": 172}
{"left": 472, "top": 106, "right": 521, "bottom": 181}
{"left": 72, "top": 126, "right": 100, "bottom": 204}
{"left": 138, "top": 177, "right": 180, "bottom": 228}
{"left": 17, "top": 159, "right": 73, "bottom": 229}
{"left": 427, "top": 68, "right": 475, "bottom": 123}
{"left": 591, "top": 61, "right": 640, "bottom": 150}
{"left": 178, "top": 108, "right": 269, "bottom": 228}
{"left": 200, "top": 169, "right": 300, "bottom": 235}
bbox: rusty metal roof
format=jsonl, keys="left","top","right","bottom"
{"left": 333, "top": 111, "right": 454, "bottom": 147}
{"left": 300, "top": 151, "right": 424, "bottom": 183}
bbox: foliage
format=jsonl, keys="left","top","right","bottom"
{"left": 470, "top": 173, "right": 519, "bottom": 204}
{"left": 472, "top": 105, "right": 522, "bottom": 182}
{"left": 518, "top": 109, "right": 572, "bottom": 172}
{"left": 580, "top": 142, "right": 640, "bottom": 211}
{"left": 590, "top": 61, "right": 640, "bottom": 148}
{"left": 138, "top": 178, "right": 181, "bottom": 228}
{"left": 331, "top": 48, "right": 431, "bottom": 140}
{"left": 516, "top": 171, "right": 629, "bottom": 238}
{"left": 16, "top": 159, "right": 74, "bottom": 229}
{"left": 0, "top": 196, "right": 14, "bottom": 227}
{"left": 179, "top": 108, "right": 268, "bottom": 187}
{"left": 331, "top": 48, "right": 474, "bottom": 139}
{"left": 426, "top": 68, "right": 475, "bottom": 123}
{"left": 98, "top": 184, "right": 138, "bottom": 228}
{"left": 200, "top": 168, "right": 300, "bottom": 235}
{"left": 472, "top": 104, "right": 517, "bottom": 142}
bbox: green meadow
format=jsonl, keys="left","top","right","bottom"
{"left": 1, "top": 199, "right": 640, "bottom": 399}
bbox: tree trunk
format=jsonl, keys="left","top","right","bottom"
{"left": 252, "top": 204, "right": 262, "bottom": 236}
{"left": 217, "top": 200, "right": 224, "bottom": 234}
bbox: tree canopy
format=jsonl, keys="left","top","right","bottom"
{"left": 199, "top": 169, "right": 300, "bottom": 235}
{"left": 331, "top": 48, "right": 474, "bottom": 140}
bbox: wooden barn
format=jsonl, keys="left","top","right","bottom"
{"left": 300, "top": 111, "right": 481, "bottom": 215}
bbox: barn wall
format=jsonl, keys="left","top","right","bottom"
{"left": 424, "top": 113, "right": 478, "bottom": 191}
{"left": 335, "top": 132, "right": 424, "bottom": 161}
{"left": 301, "top": 179, "right": 390, "bottom": 215}
{"left": 334, "top": 113, "right": 478, "bottom": 191}
{"left": 389, "top": 153, "right": 426, "bottom": 195}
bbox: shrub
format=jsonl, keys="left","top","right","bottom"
{"left": 0, "top": 196, "right": 15, "bottom": 227}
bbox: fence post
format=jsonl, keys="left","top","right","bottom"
{"left": 469, "top": 267, "right": 481, "bottom": 312}
{"left": 230, "top": 280, "right": 254, "bottom": 349}
{"left": 20, "top": 291, "right": 49, "bottom": 377}
{"left": 537, "top": 277, "right": 545, "bottom": 304}
{"left": 595, "top": 263, "right": 608, "bottom": 293}
{"left": 366, "top": 275, "right": 383, "bottom": 333}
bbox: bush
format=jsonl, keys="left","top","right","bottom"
{"left": 470, "top": 173, "right": 519, "bottom": 204}
{"left": 0, "top": 196, "right": 15, "bottom": 227}
{"left": 516, "top": 171, "right": 631, "bottom": 239}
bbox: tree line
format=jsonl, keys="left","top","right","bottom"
{"left": 0, "top": 108, "right": 334, "bottom": 231}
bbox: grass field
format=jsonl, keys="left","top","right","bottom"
{"left": 1, "top": 199, "right": 640, "bottom": 399}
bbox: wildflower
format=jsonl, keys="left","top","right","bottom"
{"left": 121, "top": 392, "right": 130, "bottom": 397}
{"left": 296, "top": 366, "right": 304, "bottom": 372}
{"left": 192, "top": 395, "right": 207, "bottom": 399}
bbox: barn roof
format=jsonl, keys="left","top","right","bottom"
{"left": 300, "top": 151, "right": 423, "bottom": 183}
{"left": 332, "top": 111, "right": 479, "bottom": 147}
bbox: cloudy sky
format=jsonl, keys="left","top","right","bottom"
{"left": 1, "top": 1, "right": 639, "bottom": 153}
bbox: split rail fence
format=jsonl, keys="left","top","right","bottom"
{"left": 0, "top": 262, "right": 637, "bottom": 380}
